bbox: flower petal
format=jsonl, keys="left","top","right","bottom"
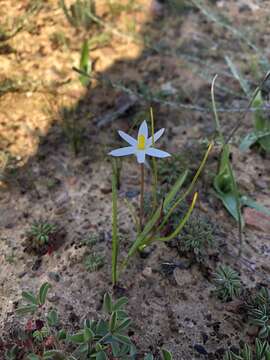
{"left": 118, "top": 130, "right": 137, "bottom": 146}
{"left": 145, "top": 147, "right": 171, "bottom": 158}
{"left": 147, "top": 128, "right": 165, "bottom": 145}
{"left": 138, "top": 120, "right": 148, "bottom": 139}
{"left": 135, "top": 150, "right": 146, "bottom": 163}
{"left": 109, "top": 146, "right": 135, "bottom": 157}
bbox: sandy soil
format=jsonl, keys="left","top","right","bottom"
{"left": 0, "top": 0, "right": 270, "bottom": 358}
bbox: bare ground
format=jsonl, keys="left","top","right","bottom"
{"left": 0, "top": 0, "right": 270, "bottom": 358}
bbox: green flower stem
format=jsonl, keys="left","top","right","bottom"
{"left": 112, "top": 160, "right": 119, "bottom": 286}
{"left": 139, "top": 164, "right": 145, "bottom": 232}
{"left": 150, "top": 107, "right": 158, "bottom": 211}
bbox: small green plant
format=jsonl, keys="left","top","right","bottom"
{"left": 78, "top": 39, "right": 91, "bottom": 86}
{"left": 24, "top": 221, "right": 64, "bottom": 256}
{"left": 16, "top": 282, "right": 52, "bottom": 315}
{"left": 211, "top": 75, "right": 270, "bottom": 256}
{"left": 213, "top": 265, "right": 242, "bottom": 302}
{"left": 81, "top": 233, "right": 100, "bottom": 247}
{"left": 10, "top": 283, "right": 174, "bottom": 359}
{"left": 240, "top": 91, "right": 270, "bottom": 152}
{"left": 60, "top": 0, "right": 96, "bottom": 29}
{"left": 84, "top": 253, "right": 105, "bottom": 272}
{"left": 224, "top": 338, "right": 270, "bottom": 360}
{"left": 109, "top": 115, "right": 213, "bottom": 285}
{"left": 177, "top": 215, "right": 214, "bottom": 262}
{"left": 29, "top": 222, "right": 56, "bottom": 247}
{"left": 247, "top": 287, "right": 270, "bottom": 339}
{"left": 211, "top": 76, "right": 243, "bottom": 237}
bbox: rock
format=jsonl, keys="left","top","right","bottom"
{"left": 239, "top": 4, "right": 251, "bottom": 12}
{"left": 194, "top": 344, "right": 208, "bottom": 355}
{"left": 244, "top": 208, "right": 270, "bottom": 233}
{"left": 48, "top": 272, "right": 60, "bottom": 282}
{"left": 18, "top": 271, "right": 27, "bottom": 279}
{"left": 142, "top": 267, "right": 152, "bottom": 278}
{"left": 125, "top": 190, "right": 139, "bottom": 199}
{"left": 47, "top": 294, "right": 60, "bottom": 303}
{"left": 100, "top": 185, "right": 111, "bottom": 194}
{"left": 55, "top": 191, "right": 70, "bottom": 207}
{"left": 161, "top": 82, "right": 177, "bottom": 95}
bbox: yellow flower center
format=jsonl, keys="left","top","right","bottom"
{"left": 137, "top": 135, "right": 146, "bottom": 150}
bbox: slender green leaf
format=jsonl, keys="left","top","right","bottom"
{"left": 69, "top": 332, "right": 85, "bottom": 344}
{"left": 156, "top": 192, "right": 198, "bottom": 242}
{"left": 112, "top": 297, "right": 128, "bottom": 311}
{"left": 163, "top": 170, "right": 188, "bottom": 209}
{"left": 225, "top": 56, "right": 250, "bottom": 95}
{"left": 47, "top": 309, "right": 58, "bottom": 327}
{"left": 113, "top": 334, "right": 132, "bottom": 345}
{"left": 125, "top": 202, "right": 163, "bottom": 262}
{"left": 109, "top": 312, "right": 117, "bottom": 332}
{"left": 84, "top": 326, "right": 94, "bottom": 342}
{"left": 161, "top": 349, "right": 173, "bottom": 360}
{"left": 16, "top": 304, "right": 37, "bottom": 316}
{"left": 103, "top": 293, "right": 113, "bottom": 314}
{"left": 79, "top": 39, "right": 91, "bottom": 86}
{"left": 112, "top": 159, "right": 119, "bottom": 285}
{"left": 22, "top": 291, "right": 38, "bottom": 305}
{"left": 38, "top": 282, "right": 51, "bottom": 305}
{"left": 27, "top": 355, "right": 40, "bottom": 360}
{"left": 115, "top": 318, "right": 131, "bottom": 332}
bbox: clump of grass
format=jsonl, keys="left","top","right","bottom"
{"left": 29, "top": 222, "right": 56, "bottom": 246}
{"left": 246, "top": 287, "right": 270, "bottom": 339}
{"left": 176, "top": 215, "right": 214, "bottom": 262}
{"left": 224, "top": 338, "right": 270, "bottom": 360}
{"left": 213, "top": 265, "right": 242, "bottom": 302}
{"left": 24, "top": 221, "right": 65, "bottom": 255}
{"left": 60, "top": 0, "right": 96, "bottom": 30}
{"left": 81, "top": 233, "right": 100, "bottom": 247}
{"left": 84, "top": 253, "right": 105, "bottom": 272}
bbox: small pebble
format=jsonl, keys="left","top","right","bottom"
{"left": 142, "top": 267, "right": 152, "bottom": 278}
{"left": 48, "top": 272, "right": 60, "bottom": 282}
{"left": 194, "top": 344, "right": 208, "bottom": 356}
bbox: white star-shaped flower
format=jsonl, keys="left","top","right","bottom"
{"left": 109, "top": 120, "right": 171, "bottom": 164}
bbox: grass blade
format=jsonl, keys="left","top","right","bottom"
{"left": 112, "top": 160, "right": 119, "bottom": 286}
{"left": 156, "top": 192, "right": 198, "bottom": 242}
